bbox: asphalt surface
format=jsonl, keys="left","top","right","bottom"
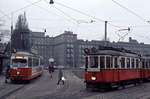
{"left": 1, "top": 69, "right": 150, "bottom": 99}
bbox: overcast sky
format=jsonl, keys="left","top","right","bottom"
{"left": 0, "top": 0, "right": 150, "bottom": 43}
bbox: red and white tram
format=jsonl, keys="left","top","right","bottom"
{"left": 141, "top": 56, "right": 150, "bottom": 81}
{"left": 10, "top": 51, "right": 43, "bottom": 81}
{"left": 84, "top": 46, "right": 150, "bottom": 89}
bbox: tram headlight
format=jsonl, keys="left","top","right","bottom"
{"left": 91, "top": 76, "right": 96, "bottom": 80}
{"left": 17, "top": 71, "right": 20, "bottom": 75}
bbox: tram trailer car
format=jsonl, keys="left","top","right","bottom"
{"left": 10, "top": 51, "right": 43, "bottom": 81}
{"left": 84, "top": 46, "right": 150, "bottom": 89}
{"left": 141, "top": 56, "right": 150, "bottom": 81}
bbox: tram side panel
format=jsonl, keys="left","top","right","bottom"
{"left": 101, "top": 70, "right": 116, "bottom": 82}
{"left": 141, "top": 59, "right": 150, "bottom": 80}
{"left": 85, "top": 69, "right": 140, "bottom": 82}
{"left": 148, "top": 69, "right": 150, "bottom": 78}
{"left": 31, "top": 58, "right": 43, "bottom": 79}
{"left": 118, "top": 69, "right": 141, "bottom": 81}
{"left": 85, "top": 70, "right": 118, "bottom": 82}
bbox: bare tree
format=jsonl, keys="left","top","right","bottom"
{"left": 11, "top": 12, "right": 31, "bottom": 51}
{"left": 0, "top": 19, "right": 5, "bottom": 42}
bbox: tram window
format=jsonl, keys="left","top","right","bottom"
{"left": 148, "top": 60, "right": 150, "bottom": 68}
{"left": 28, "top": 58, "right": 32, "bottom": 67}
{"left": 136, "top": 59, "right": 139, "bottom": 68}
{"left": 111, "top": 57, "right": 113, "bottom": 68}
{"left": 114, "top": 57, "right": 118, "bottom": 68}
{"left": 100, "top": 56, "right": 105, "bottom": 69}
{"left": 106, "top": 56, "right": 111, "bottom": 68}
{"left": 33, "top": 58, "right": 39, "bottom": 67}
{"left": 12, "top": 59, "right": 27, "bottom": 67}
{"left": 142, "top": 60, "right": 145, "bottom": 68}
{"left": 146, "top": 61, "right": 149, "bottom": 68}
{"left": 147, "top": 60, "right": 149, "bottom": 68}
{"left": 121, "top": 57, "right": 125, "bottom": 68}
{"left": 127, "top": 58, "right": 130, "bottom": 68}
{"left": 90, "top": 56, "right": 98, "bottom": 68}
{"left": 85, "top": 57, "right": 88, "bottom": 68}
{"left": 131, "top": 59, "right": 135, "bottom": 68}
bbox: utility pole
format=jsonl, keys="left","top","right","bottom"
{"left": 104, "top": 21, "right": 107, "bottom": 41}
{"left": 104, "top": 21, "right": 107, "bottom": 46}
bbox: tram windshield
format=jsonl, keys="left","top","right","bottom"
{"left": 12, "top": 59, "right": 27, "bottom": 67}
{"left": 89, "top": 56, "right": 98, "bottom": 68}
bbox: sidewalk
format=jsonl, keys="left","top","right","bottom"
{"left": 0, "top": 74, "right": 5, "bottom": 85}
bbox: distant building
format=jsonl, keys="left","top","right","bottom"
{"left": 112, "top": 37, "right": 150, "bottom": 56}
{"left": 29, "top": 32, "right": 54, "bottom": 66}
{"left": 29, "top": 31, "right": 150, "bottom": 68}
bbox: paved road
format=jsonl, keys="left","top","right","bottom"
{"left": 1, "top": 69, "right": 150, "bottom": 99}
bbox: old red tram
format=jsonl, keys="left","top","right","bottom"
{"left": 10, "top": 51, "right": 43, "bottom": 81}
{"left": 84, "top": 46, "right": 150, "bottom": 89}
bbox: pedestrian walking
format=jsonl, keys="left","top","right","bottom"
{"left": 5, "top": 65, "right": 10, "bottom": 83}
{"left": 48, "top": 65, "right": 53, "bottom": 78}
{"left": 57, "top": 68, "right": 64, "bottom": 85}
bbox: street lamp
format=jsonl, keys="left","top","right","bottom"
{"left": 49, "top": 0, "right": 54, "bottom": 4}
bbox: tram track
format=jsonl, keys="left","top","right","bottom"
{"left": 0, "top": 84, "right": 26, "bottom": 99}
{"left": 33, "top": 70, "right": 99, "bottom": 99}
{"left": 3, "top": 70, "right": 150, "bottom": 99}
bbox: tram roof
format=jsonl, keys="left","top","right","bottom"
{"left": 88, "top": 46, "right": 139, "bottom": 57}
{"left": 12, "top": 51, "right": 39, "bottom": 57}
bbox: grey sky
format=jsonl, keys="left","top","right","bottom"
{"left": 0, "top": 0, "right": 150, "bottom": 43}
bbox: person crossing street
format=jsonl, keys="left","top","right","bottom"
{"left": 57, "top": 68, "right": 64, "bottom": 85}
{"left": 48, "top": 64, "right": 53, "bottom": 78}
{"left": 5, "top": 65, "right": 10, "bottom": 83}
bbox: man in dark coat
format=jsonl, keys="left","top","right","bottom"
{"left": 57, "top": 69, "right": 64, "bottom": 85}
{"left": 5, "top": 65, "right": 10, "bottom": 83}
{"left": 48, "top": 65, "right": 53, "bottom": 78}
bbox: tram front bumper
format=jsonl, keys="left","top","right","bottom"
{"left": 10, "top": 75, "right": 30, "bottom": 80}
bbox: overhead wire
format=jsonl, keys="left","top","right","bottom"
{"left": 54, "top": 1, "right": 123, "bottom": 28}
{"left": 24, "top": 0, "right": 73, "bottom": 23}
{"left": 55, "top": 1, "right": 105, "bottom": 22}
{"left": 0, "top": 10, "right": 11, "bottom": 20}
{"left": 112, "top": 0, "right": 148, "bottom": 24}
{"left": 48, "top": 0, "right": 138, "bottom": 41}
{"left": 0, "top": 10, "right": 10, "bottom": 27}
{"left": 0, "top": 0, "right": 43, "bottom": 19}
{"left": 111, "top": 0, "right": 150, "bottom": 42}
{"left": 129, "top": 25, "right": 150, "bottom": 28}
{"left": 52, "top": 6, "right": 78, "bottom": 23}
{"left": 2, "top": 0, "right": 149, "bottom": 42}
{"left": 43, "top": 0, "right": 78, "bottom": 24}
